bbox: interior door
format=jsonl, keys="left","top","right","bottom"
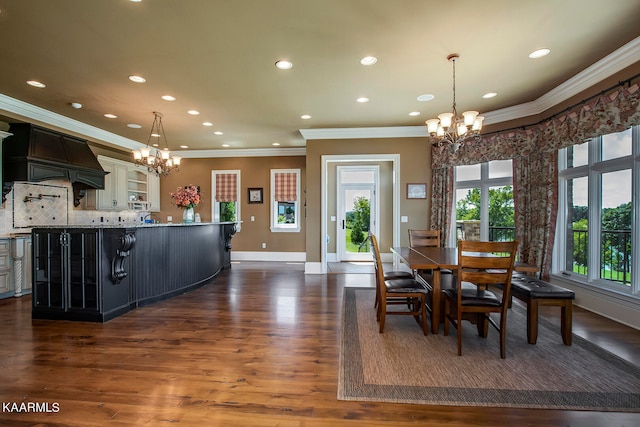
{"left": 337, "top": 166, "right": 379, "bottom": 261}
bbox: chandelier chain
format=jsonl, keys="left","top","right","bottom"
{"left": 425, "top": 54, "right": 483, "bottom": 153}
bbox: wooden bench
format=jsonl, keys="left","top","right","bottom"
{"left": 509, "top": 273, "right": 575, "bottom": 345}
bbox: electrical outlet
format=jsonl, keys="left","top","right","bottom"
{"left": 261, "top": 243, "right": 266, "bottom": 249}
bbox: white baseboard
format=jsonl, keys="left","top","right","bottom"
{"left": 327, "top": 252, "right": 337, "bottom": 262}
{"left": 231, "top": 251, "right": 306, "bottom": 262}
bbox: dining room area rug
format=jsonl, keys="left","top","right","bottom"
{"left": 338, "top": 287, "right": 640, "bottom": 411}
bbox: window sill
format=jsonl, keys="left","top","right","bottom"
{"left": 270, "top": 226, "right": 300, "bottom": 233}
{"left": 550, "top": 272, "right": 640, "bottom": 304}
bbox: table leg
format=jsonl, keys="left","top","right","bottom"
{"left": 431, "top": 270, "right": 441, "bottom": 334}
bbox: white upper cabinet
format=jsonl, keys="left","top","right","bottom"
{"left": 92, "top": 156, "right": 159, "bottom": 212}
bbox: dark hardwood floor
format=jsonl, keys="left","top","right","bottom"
{"left": 1, "top": 261, "right": 639, "bottom": 426}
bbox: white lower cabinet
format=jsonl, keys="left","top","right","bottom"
{"left": 0, "top": 240, "right": 12, "bottom": 298}
{"left": 0, "top": 237, "right": 32, "bottom": 299}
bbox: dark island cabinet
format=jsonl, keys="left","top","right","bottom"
{"left": 34, "top": 230, "right": 99, "bottom": 312}
{"left": 31, "top": 223, "right": 236, "bottom": 322}
{"left": 33, "top": 228, "right": 130, "bottom": 321}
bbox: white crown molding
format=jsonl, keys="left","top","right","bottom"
{"left": 174, "top": 147, "right": 306, "bottom": 158}
{"left": 302, "top": 36, "right": 640, "bottom": 138}
{"left": 469, "top": 36, "right": 640, "bottom": 126}
{"left": 0, "top": 93, "right": 145, "bottom": 150}
{"left": 299, "top": 126, "right": 427, "bottom": 140}
{"left": 2, "top": 37, "right": 639, "bottom": 148}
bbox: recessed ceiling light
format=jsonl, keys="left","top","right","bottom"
{"left": 356, "top": 97, "right": 370, "bottom": 103}
{"left": 180, "top": 145, "right": 189, "bottom": 149}
{"left": 214, "top": 131, "right": 224, "bottom": 135}
{"left": 26, "top": 80, "right": 46, "bottom": 88}
{"left": 275, "top": 60, "right": 293, "bottom": 70}
{"left": 272, "top": 142, "right": 281, "bottom": 146}
{"left": 104, "top": 113, "right": 118, "bottom": 119}
{"left": 529, "top": 48, "right": 550, "bottom": 59}
{"left": 300, "top": 114, "right": 312, "bottom": 120}
{"left": 127, "top": 123, "right": 142, "bottom": 128}
{"left": 70, "top": 102, "right": 83, "bottom": 109}
{"left": 409, "top": 111, "right": 420, "bottom": 116}
{"left": 360, "top": 56, "right": 377, "bottom": 66}
{"left": 128, "top": 75, "right": 146, "bottom": 83}
{"left": 162, "top": 95, "right": 176, "bottom": 101}
{"left": 187, "top": 110, "right": 200, "bottom": 115}
{"left": 417, "top": 94, "right": 435, "bottom": 102}
{"left": 222, "top": 144, "right": 230, "bottom": 147}
{"left": 130, "top": 0, "right": 142, "bottom": 2}
{"left": 483, "top": 92, "right": 497, "bottom": 99}
{"left": 202, "top": 122, "right": 213, "bottom": 126}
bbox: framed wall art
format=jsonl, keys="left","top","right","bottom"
{"left": 406, "top": 183, "right": 427, "bottom": 199}
{"left": 248, "top": 187, "right": 263, "bottom": 204}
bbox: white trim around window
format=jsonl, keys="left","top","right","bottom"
{"left": 211, "top": 169, "right": 241, "bottom": 229}
{"left": 270, "top": 168, "right": 301, "bottom": 232}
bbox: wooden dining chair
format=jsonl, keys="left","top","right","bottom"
{"left": 408, "top": 229, "right": 453, "bottom": 279}
{"left": 443, "top": 240, "right": 518, "bottom": 358}
{"left": 370, "top": 233, "right": 429, "bottom": 335}
{"left": 368, "top": 233, "right": 413, "bottom": 310}
{"left": 408, "top": 229, "right": 441, "bottom": 247}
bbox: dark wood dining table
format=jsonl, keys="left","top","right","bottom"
{"left": 390, "top": 246, "right": 539, "bottom": 334}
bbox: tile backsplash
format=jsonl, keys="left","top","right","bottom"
{"left": 0, "top": 180, "right": 148, "bottom": 236}
{"left": 12, "top": 182, "right": 69, "bottom": 228}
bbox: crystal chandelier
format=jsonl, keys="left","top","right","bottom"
{"left": 425, "top": 54, "right": 484, "bottom": 153}
{"left": 133, "top": 112, "right": 182, "bottom": 177}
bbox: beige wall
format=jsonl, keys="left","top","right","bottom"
{"left": 305, "top": 137, "right": 431, "bottom": 262}
{"left": 158, "top": 156, "right": 306, "bottom": 252}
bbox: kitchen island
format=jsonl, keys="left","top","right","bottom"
{"left": 31, "top": 222, "right": 237, "bottom": 322}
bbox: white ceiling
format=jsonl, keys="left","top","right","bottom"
{"left": 0, "top": 0, "right": 639, "bottom": 155}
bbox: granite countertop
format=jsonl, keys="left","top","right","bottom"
{"left": 1, "top": 222, "right": 241, "bottom": 237}
{"left": 28, "top": 222, "right": 239, "bottom": 230}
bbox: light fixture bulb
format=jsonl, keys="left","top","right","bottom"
{"left": 425, "top": 119, "right": 440, "bottom": 134}
{"left": 462, "top": 111, "right": 479, "bottom": 127}
{"left": 438, "top": 113, "right": 453, "bottom": 128}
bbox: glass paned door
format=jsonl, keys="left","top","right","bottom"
{"left": 337, "top": 166, "right": 378, "bottom": 261}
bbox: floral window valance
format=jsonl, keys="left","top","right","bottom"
{"left": 432, "top": 82, "right": 640, "bottom": 168}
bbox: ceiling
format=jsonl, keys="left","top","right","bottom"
{"left": 0, "top": 0, "right": 639, "bottom": 155}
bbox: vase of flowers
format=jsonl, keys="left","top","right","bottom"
{"left": 170, "top": 185, "right": 200, "bottom": 223}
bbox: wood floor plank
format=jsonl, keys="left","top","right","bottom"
{"left": 0, "top": 262, "right": 639, "bottom": 426}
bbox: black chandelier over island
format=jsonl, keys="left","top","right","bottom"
{"left": 133, "top": 111, "right": 182, "bottom": 177}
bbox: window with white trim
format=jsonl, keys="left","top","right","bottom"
{"left": 271, "top": 169, "right": 300, "bottom": 232}
{"left": 453, "top": 160, "right": 514, "bottom": 245}
{"left": 211, "top": 170, "right": 240, "bottom": 226}
{"left": 555, "top": 126, "right": 638, "bottom": 293}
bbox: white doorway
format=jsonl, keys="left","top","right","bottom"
{"left": 337, "top": 166, "right": 379, "bottom": 261}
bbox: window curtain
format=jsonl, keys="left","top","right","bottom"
{"left": 274, "top": 172, "right": 297, "bottom": 201}
{"left": 513, "top": 151, "right": 558, "bottom": 280}
{"left": 215, "top": 173, "right": 237, "bottom": 202}
{"left": 429, "top": 166, "right": 454, "bottom": 245}
{"left": 430, "top": 82, "right": 640, "bottom": 278}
